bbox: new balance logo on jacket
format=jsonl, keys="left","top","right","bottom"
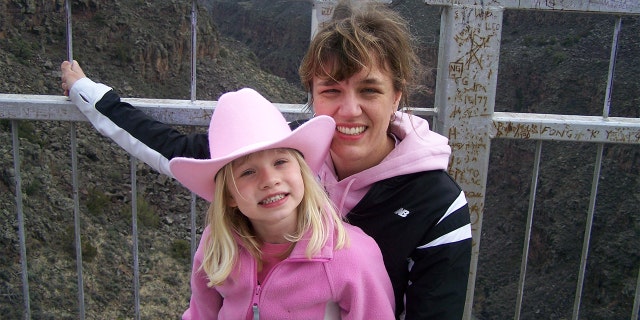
{"left": 394, "top": 208, "right": 410, "bottom": 218}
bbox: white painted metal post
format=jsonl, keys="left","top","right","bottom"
{"left": 310, "top": 0, "right": 393, "bottom": 39}
{"left": 311, "top": 0, "right": 336, "bottom": 39}
{"left": 432, "top": 5, "right": 503, "bottom": 319}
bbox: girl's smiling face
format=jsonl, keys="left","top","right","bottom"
{"left": 227, "top": 149, "right": 304, "bottom": 243}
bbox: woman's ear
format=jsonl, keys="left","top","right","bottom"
{"left": 394, "top": 90, "right": 402, "bottom": 109}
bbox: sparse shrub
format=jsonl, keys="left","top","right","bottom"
{"left": 62, "top": 226, "right": 98, "bottom": 263}
{"left": 170, "top": 239, "right": 190, "bottom": 262}
{"left": 107, "top": 170, "right": 122, "bottom": 182}
{"left": 551, "top": 51, "right": 568, "bottom": 65}
{"left": 163, "top": 273, "right": 182, "bottom": 286}
{"left": 112, "top": 43, "right": 133, "bottom": 64}
{"left": 82, "top": 239, "right": 98, "bottom": 263}
{"left": 218, "top": 47, "right": 228, "bottom": 59}
{"left": 154, "top": 296, "right": 169, "bottom": 306}
{"left": 123, "top": 194, "right": 159, "bottom": 228}
{"left": 0, "top": 119, "right": 9, "bottom": 132}
{"left": 86, "top": 188, "right": 110, "bottom": 215}
{"left": 93, "top": 12, "right": 107, "bottom": 25}
{"left": 137, "top": 196, "right": 159, "bottom": 228}
{"left": 1, "top": 121, "right": 42, "bottom": 145}
{"left": 18, "top": 121, "right": 41, "bottom": 145}
{"left": 24, "top": 179, "right": 41, "bottom": 197}
{"left": 8, "top": 38, "right": 35, "bottom": 62}
{"left": 561, "top": 35, "right": 580, "bottom": 47}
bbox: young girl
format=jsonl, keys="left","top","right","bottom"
{"left": 169, "top": 88, "right": 394, "bottom": 320}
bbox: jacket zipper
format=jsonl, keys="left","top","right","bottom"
{"left": 252, "top": 284, "right": 261, "bottom": 320}
{"left": 249, "top": 246, "right": 319, "bottom": 319}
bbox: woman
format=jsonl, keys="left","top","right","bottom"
{"left": 61, "top": 1, "right": 471, "bottom": 318}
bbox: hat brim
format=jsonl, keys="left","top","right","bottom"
{"left": 169, "top": 115, "right": 335, "bottom": 202}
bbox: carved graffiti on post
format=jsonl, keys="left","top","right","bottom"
{"left": 442, "top": 6, "right": 502, "bottom": 237}
{"left": 316, "top": 4, "right": 335, "bottom": 30}
{"left": 493, "top": 119, "right": 640, "bottom": 144}
{"left": 531, "top": 0, "right": 640, "bottom": 12}
{"left": 606, "top": 128, "right": 640, "bottom": 142}
{"left": 422, "top": 0, "right": 640, "bottom": 15}
{"left": 315, "top": 0, "right": 395, "bottom": 30}
{"left": 449, "top": 61, "right": 464, "bottom": 79}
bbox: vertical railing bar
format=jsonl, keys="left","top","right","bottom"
{"left": 65, "top": 3, "right": 86, "bottom": 318}
{"left": 602, "top": 16, "right": 622, "bottom": 119}
{"left": 571, "top": 16, "right": 619, "bottom": 320}
{"left": 130, "top": 156, "right": 140, "bottom": 320}
{"left": 572, "top": 143, "right": 604, "bottom": 320}
{"left": 11, "top": 120, "right": 31, "bottom": 320}
{"left": 632, "top": 265, "right": 640, "bottom": 320}
{"left": 514, "top": 140, "right": 543, "bottom": 320}
{"left": 70, "top": 123, "right": 86, "bottom": 320}
{"left": 65, "top": 0, "right": 73, "bottom": 62}
{"left": 189, "top": 0, "right": 199, "bottom": 262}
{"left": 190, "top": 0, "right": 197, "bottom": 102}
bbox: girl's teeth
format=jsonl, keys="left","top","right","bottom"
{"left": 261, "top": 194, "right": 285, "bottom": 204}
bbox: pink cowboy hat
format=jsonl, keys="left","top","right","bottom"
{"left": 169, "top": 88, "right": 335, "bottom": 202}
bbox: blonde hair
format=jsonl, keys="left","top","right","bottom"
{"left": 299, "top": 0, "right": 420, "bottom": 108}
{"left": 200, "top": 149, "right": 348, "bottom": 286}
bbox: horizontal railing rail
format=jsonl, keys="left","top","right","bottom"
{"left": 0, "top": 94, "right": 437, "bottom": 125}
{"left": 2, "top": 94, "right": 638, "bottom": 144}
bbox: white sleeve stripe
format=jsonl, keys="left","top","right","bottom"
{"left": 417, "top": 224, "right": 471, "bottom": 249}
{"left": 436, "top": 190, "right": 467, "bottom": 225}
{"left": 97, "top": 115, "right": 173, "bottom": 177}
{"left": 71, "top": 78, "right": 174, "bottom": 178}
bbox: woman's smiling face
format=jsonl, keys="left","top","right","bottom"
{"left": 311, "top": 63, "right": 401, "bottom": 179}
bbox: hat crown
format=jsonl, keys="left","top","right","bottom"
{"left": 208, "top": 88, "right": 291, "bottom": 161}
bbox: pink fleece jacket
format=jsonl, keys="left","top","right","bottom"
{"left": 183, "top": 223, "right": 395, "bottom": 320}
{"left": 319, "top": 111, "right": 452, "bottom": 215}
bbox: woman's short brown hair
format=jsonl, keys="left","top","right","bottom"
{"left": 299, "top": 0, "right": 420, "bottom": 107}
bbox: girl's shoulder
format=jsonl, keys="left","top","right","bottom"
{"left": 342, "top": 223, "right": 368, "bottom": 238}
{"left": 338, "top": 223, "right": 382, "bottom": 256}
{"left": 327, "top": 224, "right": 388, "bottom": 279}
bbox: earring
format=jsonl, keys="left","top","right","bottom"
{"left": 390, "top": 112, "right": 397, "bottom": 123}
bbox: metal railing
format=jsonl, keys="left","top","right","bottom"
{"left": 1, "top": 0, "right": 639, "bottom": 319}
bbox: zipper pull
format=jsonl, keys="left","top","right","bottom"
{"left": 252, "top": 303, "right": 259, "bottom": 320}
{"left": 252, "top": 284, "right": 261, "bottom": 320}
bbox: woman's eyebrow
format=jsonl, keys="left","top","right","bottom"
{"left": 316, "top": 78, "right": 338, "bottom": 86}
{"left": 361, "top": 77, "right": 384, "bottom": 85}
